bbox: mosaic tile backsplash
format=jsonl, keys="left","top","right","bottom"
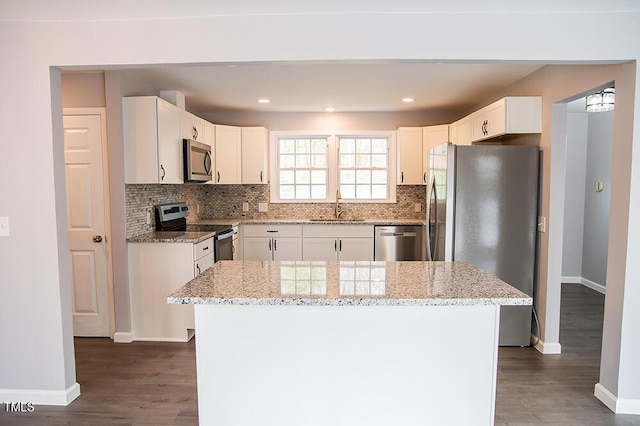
{"left": 126, "top": 184, "right": 426, "bottom": 238}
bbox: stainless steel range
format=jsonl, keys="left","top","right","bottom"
{"left": 154, "top": 202, "right": 234, "bottom": 261}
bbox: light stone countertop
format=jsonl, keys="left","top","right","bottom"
{"left": 127, "top": 230, "right": 216, "bottom": 243}
{"left": 168, "top": 261, "right": 532, "bottom": 307}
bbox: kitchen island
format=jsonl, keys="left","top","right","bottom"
{"left": 169, "top": 261, "right": 531, "bottom": 426}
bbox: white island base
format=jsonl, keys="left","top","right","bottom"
{"left": 194, "top": 303, "right": 501, "bottom": 426}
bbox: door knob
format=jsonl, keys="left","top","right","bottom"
{"left": 93, "top": 235, "right": 103, "bottom": 243}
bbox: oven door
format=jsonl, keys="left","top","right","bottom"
{"left": 214, "top": 229, "right": 234, "bottom": 261}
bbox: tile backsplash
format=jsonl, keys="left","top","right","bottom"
{"left": 126, "top": 184, "right": 426, "bottom": 238}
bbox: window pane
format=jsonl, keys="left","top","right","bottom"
{"left": 296, "top": 185, "right": 310, "bottom": 199}
{"left": 311, "top": 170, "right": 326, "bottom": 184}
{"left": 356, "top": 185, "right": 371, "bottom": 198}
{"left": 340, "top": 154, "right": 354, "bottom": 168}
{"left": 280, "top": 185, "right": 295, "bottom": 199}
{"left": 340, "top": 170, "right": 356, "bottom": 184}
{"left": 295, "top": 155, "right": 310, "bottom": 168}
{"left": 280, "top": 139, "right": 295, "bottom": 153}
{"left": 371, "top": 154, "right": 387, "bottom": 168}
{"left": 311, "top": 185, "right": 326, "bottom": 199}
{"left": 340, "top": 139, "right": 356, "bottom": 153}
{"left": 280, "top": 170, "right": 295, "bottom": 184}
{"left": 340, "top": 184, "right": 355, "bottom": 198}
{"left": 372, "top": 170, "right": 387, "bottom": 184}
{"left": 356, "top": 138, "right": 371, "bottom": 153}
{"left": 296, "top": 139, "right": 310, "bottom": 153}
{"left": 356, "top": 154, "right": 371, "bottom": 167}
{"left": 371, "top": 185, "right": 387, "bottom": 198}
{"left": 280, "top": 154, "right": 295, "bottom": 168}
{"left": 356, "top": 170, "right": 371, "bottom": 184}
{"left": 312, "top": 155, "right": 327, "bottom": 168}
{"left": 311, "top": 139, "right": 327, "bottom": 153}
{"left": 296, "top": 170, "right": 310, "bottom": 184}
{"left": 372, "top": 139, "right": 387, "bottom": 153}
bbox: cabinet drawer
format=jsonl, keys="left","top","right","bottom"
{"left": 195, "top": 252, "right": 214, "bottom": 276}
{"left": 303, "top": 224, "right": 374, "bottom": 238}
{"left": 194, "top": 237, "right": 214, "bottom": 261}
{"left": 243, "top": 224, "right": 303, "bottom": 238}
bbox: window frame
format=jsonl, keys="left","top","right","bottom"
{"left": 270, "top": 130, "right": 396, "bottom": 203}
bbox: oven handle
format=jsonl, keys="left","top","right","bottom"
{"left": 214, "top": 229, "right": 234, "bottom": 241}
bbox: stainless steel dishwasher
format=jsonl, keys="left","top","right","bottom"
{"left": 374, "top": 225, "right": 424, "bottom": 261}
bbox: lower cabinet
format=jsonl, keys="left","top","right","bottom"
{"left": 302, "top": 225, "right": 374, "bottom": 261}
{"left": 128, "top": 238, "right": 214, "bottom": 342}
{"left": 242, "top": 225, "right": 303, "bottom": 261}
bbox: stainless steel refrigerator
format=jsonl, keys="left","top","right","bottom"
{"left": 427, "top": 143, "right": 539, "bottom": 346}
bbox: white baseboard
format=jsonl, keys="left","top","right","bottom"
{"left": 595, "top": 383, "right": 640, "bottom": 414}
{"left": 533, "top": 337, "right": 562, "bottom": 354}
{"left": 0, "top": 382, "right": 80, "bottom": 406}
{"left": 562, "top": 276, "right": 606, "bottom": 294}
{"left": 113, "top": 331, "right": 133, "bottom": 343}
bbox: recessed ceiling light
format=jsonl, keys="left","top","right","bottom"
{"left": 402, "top": 97, "right": 415, "bottom": 103}
{"left": 258, "top": 99, "right": 270, "bottom": 104}
{"left": 324, "top": 107, "right": 336, "bottom": 112}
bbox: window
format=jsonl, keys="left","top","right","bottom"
{"left": 270, "top": 131, "right": 396, "bottom": 203}
{"left": 277, "top": 137, "right": 328, "bottom": 200}
{"left": 338, "top": 137, "right": 388, "bottom": 200}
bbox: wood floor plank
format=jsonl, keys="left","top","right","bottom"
{"left": 2, "top": 284, "right": 640, "bottom": 425}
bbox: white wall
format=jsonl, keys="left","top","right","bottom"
{"left": 1, "top": 3, "right": 640, "bottom": 412}
{"left": 562, "top": 113, "right": 589, "bottom": 278}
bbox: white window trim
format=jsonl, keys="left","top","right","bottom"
{"left": 269, "top": 130, "right": 397, "bottom": 204}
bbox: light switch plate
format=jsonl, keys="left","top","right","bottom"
{"left": 258, "top": 203, "right": 268, "bottom": 212}
{"left": 596, "top": 181, "right": 604, "bottom": 192}
{"left": 538, "top": 216, "right": 546, "bottom": 233}
{"left": 414, "top": 203, "right": 422, "bottom": 212}
{"left": 0, "top": 216, "right": 10, "bottom": 236}
{"left": 242, "top": 203, "right": 249, "bottom": 212}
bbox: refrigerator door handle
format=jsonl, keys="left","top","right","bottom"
{"left": 432, "top": 177, "right": 440, "bottom": 261}
{"left": 426, "top": 176, "right": 437, "bottom": 261}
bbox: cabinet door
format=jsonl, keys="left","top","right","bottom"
{"left": 456, "top": 116, "right": 473, "bottom": 146}
{"left": 422, "top": 125, "right": 449, "bottom": 184}
{"left": 241, "top": 127, "right": 269, "bottom": 184}
{"left": 273, "top": 238, "right": 303, "bottom": 261}
{"left": 338, "top": 238, "right": 374, "bottom": 261}
{"left": 472, "top": 101, "right": 505, "bottom": 142}
{"left": 397, "top": 127, "right": 423, "bottom": 185}
{"left": 182, "top": 111, "right": 205, "bottom": 142}
{"left": 215, "top": 124, "right": 242, "bottom": 184}
{"left": 157, "top": 100, "right": 183, "bottom": 183}
{"left": 243, "top": 237, "right": 273, "bottom": 261}
{"left": 203, "top": 121, "right": 215, "bottom": 147}
{"left": 303, "top": 238, "right": 338, "bottom": 261}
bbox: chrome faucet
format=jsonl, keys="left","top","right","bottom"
{"left": 335, "top": 189, "right": 343, "bottom": 219}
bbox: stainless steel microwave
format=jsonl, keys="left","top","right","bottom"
{"left": 183, "top": 139, "right": 212, "bottom": 182}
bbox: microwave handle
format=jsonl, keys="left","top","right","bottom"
{"left": 204, "top": 151, "right": 212, "bottom": 175}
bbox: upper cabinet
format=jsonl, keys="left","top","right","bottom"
{"left": 123, "top": 96, "right": 183, "bottom": 184}
{"left": 241, "top": 127, "right": 269, "bottom": 184}
{"left": 422, "top": 125, "right": 449, "bottom": 184}
{"left": 214, "top": 124, "right": 242, "bottom": 184}
{"left": 181, "top": 111, "right": 206, "bottom": 143}
{"left": 471, "top": 97, "right": 542, "bottom": 143}
{"left": 397, "top": 127, "right": 424, "bottom": 185}
{"left": 454, "top": 115, "right": 473, "bottom": 146}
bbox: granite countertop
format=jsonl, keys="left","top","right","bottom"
{"left": 127, "top": 230, "right": 216, "bottom": 243}
{"left": 168, "top": 261, "right": 532, "bottom": 307}
{"left": 198, "top": 218, "right": 426, "bottom": 225}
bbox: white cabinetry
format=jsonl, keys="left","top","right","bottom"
{"left": 243, "top": 225, "right": 303, "bottom": 261}
{"left": 471, "top": 97, "right": 542, "bottom": 142}
{"left": 214, "top": 124, "right": 242, "bottom": 184}
{"left": 302, "top": 225, "right": 374, "bottom": 261}
{"left": 181, "top": 110, "right": 206, "bottom": 143}
{"left": 128, "top": 238, "right": 214, "bottom": 342}
{"left": 422, "top": 125, "right": 449, "bottom": 184}
{"left": 241, "top": 127, "right": 269, "bottom": 184}
{"left": 232, "top": 225, "right": 242, "bottom": 260}
{"left": 397, "top": 127, "right": 424, "bottom": 185}
{"left": 453, "top": 115, "right": 473, "bottom": 146}
{"left": 123, "top": 96, "right": 183, "bottom": 184}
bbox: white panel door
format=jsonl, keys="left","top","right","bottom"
{"left": 63, "top": 114, "right": 110, "bottom": 337}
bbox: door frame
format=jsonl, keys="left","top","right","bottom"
{"left": 63, "top": 107, "right": 116, "bottom": 338}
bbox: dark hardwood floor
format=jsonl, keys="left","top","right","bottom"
{"left": 2, "top": 284, "right": 640, "bottom": 425}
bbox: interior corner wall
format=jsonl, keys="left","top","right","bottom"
{"left": 582, "top": 110, "right": 614, "bottom": 287}
{"left": 562, "top": 113, "right": 589, "bottom": 278}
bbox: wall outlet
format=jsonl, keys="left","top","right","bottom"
{"left": 242, "top": 202, "right": 249, "bottom": 212}
{"left": 258, "top": 203, "right": 268, "bottom": 212}
{"left": 414, "top": 203, "right": 422, "bottom": 212}
{"left": 538, "top": 216, "right": 546, "bottom": 233}
{"left": 596, "top": 181, "right": 604, "bottom": 192}
{"left": 0, "top": 216, "right": 10, "bottom": 236}
{"left": 197, "top": 203, "right": 201, "bottom": 214}
{"left": 146, "top": 211, "right": 151, "bottom": 225}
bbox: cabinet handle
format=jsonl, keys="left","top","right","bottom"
{"left": 339, "top": 240, "right": 342, "bottom": 251}
{"left": 266, "top": 230, "right": 278, "bottom": 233}
{"left": 274, "top": 240, "right": 277, "bottom": 251}
{"left": 401, "top": 171, "right": 404, "bottom": 183}
{"left": 268, "top": 239, "right": 272, "bottom": 251}
{"left": 160, "top": 165, "right": 165, "bottom": 181}
{"left": 334, "top": 239, "right": 337, "bottom": 251}
{"left": 217, "top": 171, "right": 221, "bottom": 183}
{"left": 202, "top": 246, "right": 209, "bottom": 251}
{"left": 423, "top": 172, "right": 426, "bottom": 184}
{"left": 260, "top": 170, "right": 263, "bottom": 182}
{"left": 196, "top": 265, "right": 201, "bottom": 275}
{"left": 193, "top": 126, "right": 198, "bottom": 140}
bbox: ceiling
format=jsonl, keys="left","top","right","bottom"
{"left": 119, "top": 61, "right": 544, "bottom": 115}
